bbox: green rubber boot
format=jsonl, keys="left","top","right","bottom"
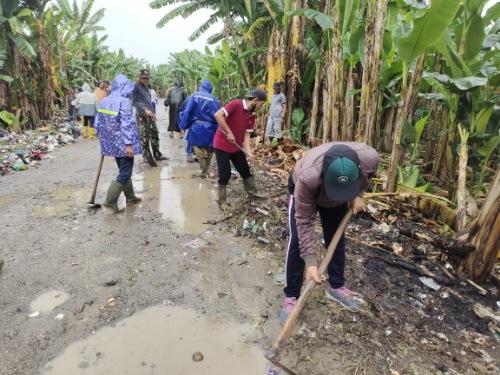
{"left": 123, "top": 179, "right": 142, "bottom": 206}
{"left": 199, "top": 158, "right": 210, "bottom": 178}
{"left": 217, "top": 185, "right": 228, "bottom": 209}
{"left": 103, "top": 181, "right": 124, "bottom": 212}
{"left": 243, "top": 176, "right": 265, "bottom": 198}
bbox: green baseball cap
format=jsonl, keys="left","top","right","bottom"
{"left": 322, "top": 144, "right": 362, "bottom": 201}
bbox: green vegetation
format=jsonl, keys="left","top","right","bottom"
{"left": 0, "top": 0, "right": 498, "bottom": 278}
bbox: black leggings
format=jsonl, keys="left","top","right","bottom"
{"left": 215, "top": 149, "right": 251, "bottom": 185}
{"left": 83, "top": 116, "right": 95, "bottom": 127}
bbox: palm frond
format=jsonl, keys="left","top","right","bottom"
{"left": 155, "top": 3, "right": 191, "bottom": 28}
{"left": 188, "top": 11, "right": 222, "bottom": 41}
{"left": 207, "top": 30, "right": 224, "bottom": 44}
{"left": 245, "top": 16, "right": 272, "bottom": 40}
{"left": 149, "top": 0, "right": 182, "bottom": 9}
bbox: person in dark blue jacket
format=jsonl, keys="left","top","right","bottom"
{"left": 179, "top": 80, "right": 220, "bottom": 178}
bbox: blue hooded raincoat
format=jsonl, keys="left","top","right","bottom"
{"left": 95, "top": 74, "right": 142, "bottom": 157}
{"left": 179, "top": 80, "right": 220, "bottom": 152}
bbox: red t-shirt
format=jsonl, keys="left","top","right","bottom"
{"left": 213, "top": 99, "right": 256, "bottom": 153}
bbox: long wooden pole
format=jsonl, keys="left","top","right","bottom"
{"left": 266, "top": 210, "right": 353, "bottom": 363}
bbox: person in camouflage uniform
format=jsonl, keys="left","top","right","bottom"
{"left": 132, "top": 69, "right": 167, "bottom": 167}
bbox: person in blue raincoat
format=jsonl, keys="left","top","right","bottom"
{"left": 179, "top": 80, "right": 220, "bottom": 178}
{"left": 95, "top": 74, "right": 142, "bottom": 212}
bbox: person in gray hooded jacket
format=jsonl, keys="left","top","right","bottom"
{"left": 72, "top": 83, "right": 97, "bottom": 138}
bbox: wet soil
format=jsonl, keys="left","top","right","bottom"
{"left": 1, "top": 105, "right": 498, "bottom": 375}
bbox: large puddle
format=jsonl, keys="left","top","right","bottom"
{"left": 40, "top": 305, "right": 268, "bottom": 374}
{"left": 133, "top": 165, "right": 217, "bottom": 235}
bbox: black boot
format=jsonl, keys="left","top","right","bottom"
{"left": 153, "top": 147, "right": 168, "bottom": 161}
{"left": 144, "top": 150, "right": 157, "bottom": 167}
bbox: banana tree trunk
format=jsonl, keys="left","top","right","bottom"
{"left": 0, "top": 81, "right": 8, "bottom": 109}
{"left": 456, "top": 126, "right": 469, "bottom": 231}
{"left": 309, "top": 62, "right": 323, "bottom": 142}
{"left": 461, "top": 168, "right": 500, "bottom": 282}
{"left": 322, "top": 59, "right": 332, "bottom": 142}
{"left": 385, "top": 55, "right": 426, "bottom": 192}
{"left": 13, "top": 43, "right": 40, "bottom": 127}
{"left": 36, "top": 22, "right": 55, "bottom": 120}
{"left": 342, "top": 66, "right": 356, "bottom": 141}
{"left": 266, "top": 26, "right": 286, "bottom": 107}
{"left": 284, "top": 0, "right": 306, "bottom": 131}
{"left": 329, "top": 6, "right": 344, "bottom": 141}
{"left": 357, "top": 0, "right": 388, "bottom": 145}
{"left": 381, "top": 106, "right": 396, "bottom": 152}
{"left": 431, "top": 107, "right": 452, "bottom": 181}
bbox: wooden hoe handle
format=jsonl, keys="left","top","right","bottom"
{"left": 271, "top": 210, "right": 353, "bottom": 353}
{"left": 89, "top": 155, "right": 104, "bottom": 204}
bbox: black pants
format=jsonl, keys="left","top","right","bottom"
{"left": 115, "top": 157, "right": 134, "bottom": 185}
{"left": 284, "top": 195, "right": 348, "bottom": 298}
{"left": 83, "top": 116, "right": 95, "bottom": 127}
{"left": 214, "top": 149, "right": 251, "bottom": 185}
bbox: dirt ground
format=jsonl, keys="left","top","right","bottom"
{"left": 0, "top": 106, "right": 498, "bottom": 375}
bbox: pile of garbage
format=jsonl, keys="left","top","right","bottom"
{"left": 0, "top": 116, "right": 81, "bottom": 176}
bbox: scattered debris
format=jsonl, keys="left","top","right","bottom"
{"left": 0, "top": 114, "right": 81, "bottom": 176}
{"left": 28, "top": 311, "right": 40, "bottom": 318}
{"left": 192, "top": 351, "right": 204, "bottom": 362}
{"left": 183, "top": 238, "right": 208, "bottom": 249}
{"left": 473, "top": 303, "right": 500, "bottom": 324}
{"left": 54, "top": 313, "right": 65, "bottom": 320}
{"left": 419, "top": 277, "right": 442, "bottom": 291}
{"left": 257, "top": 236, "right": 270, "bottom": 244}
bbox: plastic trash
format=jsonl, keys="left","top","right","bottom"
{"left": 419, "top": 277, "right": 441, "bottom": 291}
{"left": 14, "top": 158, "right": 27, "bottom": 171}
{"left": 266, "top": 367, "right": 281, "bottom": 375}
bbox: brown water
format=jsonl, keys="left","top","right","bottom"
{"left": 133, "top": 165, "right": 217, "bottom": 235}
{"left": 29, "top": 290, "right": 69, "bottom": 315}
{"left": 40, "top": 305, "right": 268, "bottom": 375}
{"left": 32, "top": 186, "right": 89, "bottom": 217}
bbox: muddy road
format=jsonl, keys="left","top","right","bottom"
{"left": 1, "top": 105, "right": 499, "bottom": 375}
{"left": 0, "top": 107, "right": 282, "bottom": 375}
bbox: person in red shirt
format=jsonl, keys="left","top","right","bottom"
{"left": 213, "top": 89, "right": 267, "bottom": 208}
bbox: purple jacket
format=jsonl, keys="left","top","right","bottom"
{"left": 95, "top": 74, "right": 141, "bottom": 157}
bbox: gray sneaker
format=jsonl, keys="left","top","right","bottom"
{"left": 325, "top": 286, "right": 360, "bottom": 312}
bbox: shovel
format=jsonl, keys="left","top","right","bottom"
{"left": 88, "top": 155, "right": 104, "bottom": 209}
{"left": 265, "top": 210, "right": 353, "bottom": 375}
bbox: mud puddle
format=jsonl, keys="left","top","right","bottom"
{"left": 30, "top": 290, "right": 69, "bottom": 315}
{"left": 32, "top": 186, "right": 90, "bottom": 217}
{"left": 133, "top": 165, "right": 217, "bottom": 235}
{"left": 40, "top": 305, "right": 268, "bottom": 375}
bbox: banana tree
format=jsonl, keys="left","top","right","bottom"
{"left": 357, "top": 0, "right": 389, "bottom": 145}
{"left": 385, "top": 0, "right": 462, "bottom": 193}
{"left": 423, "top": 0, "right": 499, "bottom": 231}
{"left": 0, "top": 1, "right": 38, "bottom": 122}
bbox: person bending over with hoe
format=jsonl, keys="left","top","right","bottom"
{"left": 213, "top": 89, "right": 267, "bottom": 209}
{"left": 179, "top": 79, "right": 220, "bottom": 178}
{"left": 95, "top": 74, "right": 142, "bottom": 213}
{"left": 280, "top": 142, "right": 379, "bottom": 323}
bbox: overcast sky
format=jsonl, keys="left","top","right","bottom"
{"left": 83, "top": 0, "right": 222, "bottom": 65}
